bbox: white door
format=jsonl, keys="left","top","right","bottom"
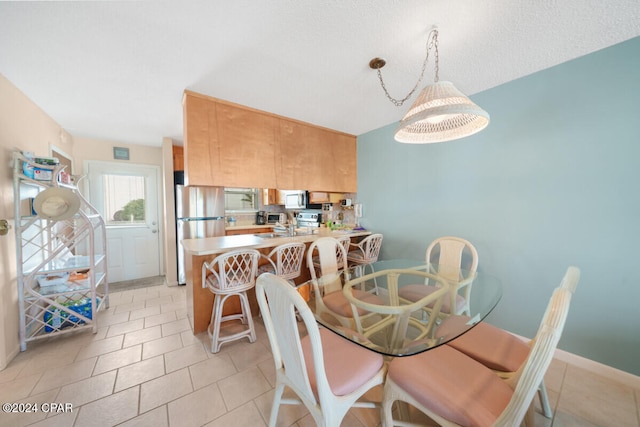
{"left": 86, "top": 161, "right": 161, "bottom": 282}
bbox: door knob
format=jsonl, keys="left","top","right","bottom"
{"left": 152, "top": 229, "right": 158, "bottom": 234}
{"left": 0, "top": 219, "right": 11, "bottom": 236}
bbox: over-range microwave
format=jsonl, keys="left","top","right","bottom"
{"left": 283, "top": 191, "right": 323, "bottom": 210}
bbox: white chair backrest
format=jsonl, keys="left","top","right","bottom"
{"left": 202, "top": 249, "right": 260, "bottom": 292}
{"left": 344, "top": 269, "right": 449, "bottom": 350}
{"left": 307, "top": 237, "right": 348, "bottom": 280}
{"left": 267, "top": 242, "right": 306, "bottom": 280}
{"left": 256, "top": 273, "right": 331, "bottom": 407}
{"left": 336, "top": 235, "right": 352, "bottom": 256}
{"left": 528, "top": 267, "right": 580, "bottom": 342}
{"left": 494, "top": 286, "right": 574, "bottom": 426}
{"left": 426, "top": 236, "right": 478, "bottom": 280}
{"left": 357, "top": 233, "right": 383, "bottom": 262}
{"left": 559, "top": 265, "right": 580, "bottom": 294}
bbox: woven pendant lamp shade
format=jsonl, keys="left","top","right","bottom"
{"left": 394, "top": 81, "right": 490, "bottom": 143}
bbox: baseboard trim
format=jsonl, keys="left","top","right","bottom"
{"left": 165, "top": 278, "right": 180, "bottom": 287}
{"left": 512, "top": 333, "right": 640, "bottom": 389}
{"left": 552, "top": 347, "right": 640, "bottom": 389}
{"left": 0, "top": 345, "right": 21, "bottom": 372}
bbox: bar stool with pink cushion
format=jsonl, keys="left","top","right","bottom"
{"left": 202, "top": 249, "right": 260, "bottom": 353}
{"left": 257, "top": 242, "right": 306, "bottom": 285}
{"left": 346, "top": 233, "right": 383, "bottom": 269}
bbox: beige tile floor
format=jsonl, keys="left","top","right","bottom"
{"left": 1, "top": 281, "right": 639, "bottom": 427}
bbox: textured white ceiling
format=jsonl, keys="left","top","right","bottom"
{"left": 1, "top": 1, "right": 639, "bottom": 147}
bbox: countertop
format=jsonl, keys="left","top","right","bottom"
{"left": 182, "top": 229, "right": 371, "bottom": 256}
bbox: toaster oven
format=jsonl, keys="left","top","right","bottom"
{"left": 267, "top": 213, "right": 285, "bottom": 224}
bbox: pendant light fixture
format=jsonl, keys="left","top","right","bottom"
{"left": 371, "top": 28, "right": 489, "bottom": 143}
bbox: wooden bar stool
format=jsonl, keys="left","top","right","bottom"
{"left": 202, "top": 249, "right": 260, "bottom": 353}
{"left": 346, "top": 233, "right": 383, "bottom": 289}
{"left": 347, "top": 233, "right": 383, "bottom": 270}
{"left": 258, "top": 242, "right": 306, "bottom": 285}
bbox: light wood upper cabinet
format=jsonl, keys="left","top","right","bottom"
{"left": 262, "top": 188, "right": 282, "bottom": 205}
{"left": 276, "top": 119, "right": 335, "bottom": 190}
{"left": 172, "top": 145, "right": 184, "bottom": 171}
{"left": 183, "top": 91, "right": 356, "bottom": 191}
{"left": 215, "top": 103, "right": 278, "bottom": 188}
{"left": 277, "top": 118, "right": 357, "bottom": 192}
{"left": 328, "top": 132, "right": 357, "bottom": 192}
{"left": 308, "top": 191, "right": 330, "bottom": 203}
{"left": 183, "top": 93, "right": 221, "bottom": 186}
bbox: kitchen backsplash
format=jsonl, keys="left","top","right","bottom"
{"left": 226, "top": 193, "right": 358, "bottom": 227}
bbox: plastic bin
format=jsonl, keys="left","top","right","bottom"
{"left": 44, "top": 299, "right": 95, "bottom": 332}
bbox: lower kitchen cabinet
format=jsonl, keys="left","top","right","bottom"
{"left": 225, "top": 227, "right": 273, "bottom": 236}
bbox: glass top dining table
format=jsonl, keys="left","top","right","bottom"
{"left": 296, "top": 259, "right": 502, "bottom": 357}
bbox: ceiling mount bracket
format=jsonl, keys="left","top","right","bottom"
{"left": 369, "top": 57, "right": 386, "bottom": 70}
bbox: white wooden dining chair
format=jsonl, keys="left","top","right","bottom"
{"left": 382, "top": 272, "right": 577, "bottom": 427}
{"left": 311, "top": 234, "right": 351, "bottom": 273}
{"left": 307, "top": 237, "right": 383, "bottom": 328}
{"left": 343, "top": 269, "right": 449, "bottom": 354}
{"left": 398, "top": 236, "right": 478, "bottom": 317}
{"left": 256, "top": 273, "right": 386, "bottom": 427}
{"left": 442, "top": 266, "right": 580, "bottom": 419}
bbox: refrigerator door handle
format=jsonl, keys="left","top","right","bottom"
{"left": 179, "top": 216, "right": 225, "bottom": 222}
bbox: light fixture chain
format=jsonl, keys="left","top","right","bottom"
{"left": 376, "top": 29, "right": 439, "bottom": 107}
{"left": 432, "top": 29, "right": 439, "bottom": 82}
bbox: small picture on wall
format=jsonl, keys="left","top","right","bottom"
{"left": 113, "top": 147, "right": 130, "bottom": 160}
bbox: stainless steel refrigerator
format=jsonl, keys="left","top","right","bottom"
{"left": 175, "top": 172, "right": 226, "bottom": 285}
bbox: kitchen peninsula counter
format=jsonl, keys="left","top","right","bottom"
{"left": 183, "top": 229, "right": 372, "bottom": 334}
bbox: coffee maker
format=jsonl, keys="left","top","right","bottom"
{"left": 256, "top": 211, "right": 267, "bottom": 225}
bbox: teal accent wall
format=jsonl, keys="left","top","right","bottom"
{"left": 357, "top": 36, "right": 640, "bottom": 375}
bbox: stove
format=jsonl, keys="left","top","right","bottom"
{"left": 296, "top": 211, "right": 322, "bottom": 228}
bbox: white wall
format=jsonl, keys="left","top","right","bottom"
{"left": 162, "top": 137, "right": 178, "bottom": 286}
{"left": 0, "top": 74, "right": 169, "bottom": 369}
{"left": 71, "top": 136, "right": 163, "bottom": 177}
{"left": 0, "top": 74, "right": 74, "bottom": 369}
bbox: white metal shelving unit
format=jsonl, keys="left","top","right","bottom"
{"left": 13, "top": 151, "right": 109, "bottom": 351}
